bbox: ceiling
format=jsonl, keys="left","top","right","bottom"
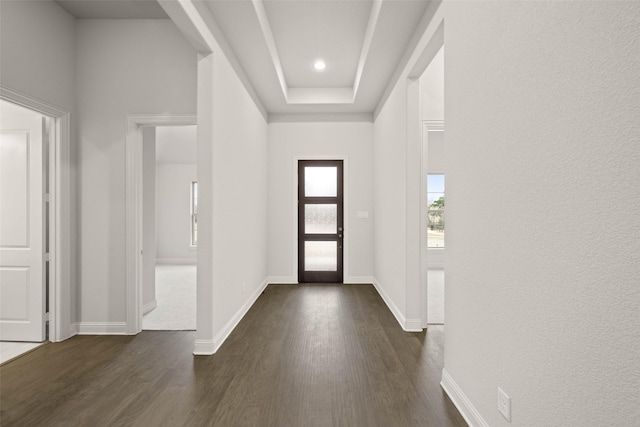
{"left": 55, "top": 0, "right": 437, "bottom": 116}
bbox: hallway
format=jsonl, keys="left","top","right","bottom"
{"left": 0, "top": 284, "right": 465, "bottom": 426}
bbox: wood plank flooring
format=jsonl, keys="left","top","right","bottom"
{"left": 0, "top": 284, "right": 466, "bottom": 427}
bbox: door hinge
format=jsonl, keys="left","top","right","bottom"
{"left": 45, "top": 312, "right": 50, "bottom": 322}
{"left": 45, "top": 193, "right": 51, "bottom": 202}
{"left": 44, "top": 253, "right": 51, "bottom": 262}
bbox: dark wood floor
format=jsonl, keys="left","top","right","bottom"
{"left": 0, "top": 284, "right": 465, "bottom": 427}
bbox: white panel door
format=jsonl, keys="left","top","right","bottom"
{"left": 0, "top": 115, "right": 46, "bottom": 342}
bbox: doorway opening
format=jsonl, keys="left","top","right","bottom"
{"left": 142, "top": 125, "right": 197, "bottom": 331}
{"left": 0, "top": 99, "right": 52, "bottom": 363}
{"left": 420, "top": 45, "right": 445, "bottom": 325}
{"left": 298, "top": 160, "right": 344, "bottom": 283}
{"left": 125, "top": 114, "right": 197, "bottom": 335}
{"left": 405, "top": 19, "right": 444, "bottom": 329}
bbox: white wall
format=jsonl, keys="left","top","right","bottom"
{"left": 268, "top": 122, "right": 374, "bottom": 283}
{"left": 174, "top": 5, "right": 270, "bottom": 351}
{"left": 207, "top": 51, "right": 269, "bottom": 348}
{"left": 0, "top": 0, "right": 78, "bottom": 333}
{"left": 373, "top": 83, "right": 409, "bottom": 321}
{"left": 421, "top": 46, "right": 444, "bottom": 122}
{"left": 76, "top": 20, "right": 196, "bottom": 328}
{"left": 375, "top": 1, "right": 640, "bottom": 426}
{"left": 155, "top": 164, "right": 197, "bottom": 264}
{"left": 154, "top": 125, "right": 197, "bottom": 264}
{"left": 0, "top": 1, "right": 76, "bottom": 112}
{"left": 444, "top": 2, "right": 640, "bottom": 425}
{"left": 426, "top": 131, "right": 444, "bottom": 172}
{"left": 142, "top": 127, "right": 156, "bottom": 312}
{"left": 155, "top": 125, "right": 197, "bottom": 164}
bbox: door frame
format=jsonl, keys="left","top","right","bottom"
{"left": 421, "top": 120, "right": 444, "bottom": 327}
{"left": 292, "top": 156, "right": 350, "bottom": 283}
{"left": 125, "top": 114, "right": 197, "bottom": 334}
{"left": 297, "top": 160, "right": 344, "bottom": 283}
{"left": 0, "top": 86, "right": 72, "bottom": 342}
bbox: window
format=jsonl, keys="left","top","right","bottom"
{"left": 427, "top": 174, "right": 444, "bottom": 248}
{"left": 191, "top": 181, "right": 198, "bottom": 246}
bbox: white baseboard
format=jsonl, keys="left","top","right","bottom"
{"left": 344, "top": 276, "right": 374, "bottom": 284}
{"left": 372, "top": 278, "right": 407, "bottom": 330}
{"left": 156, "top": 258, "right": 196, "bottom": 265}
{"left": 66, "top": 322, "right": 79, "bottom": 338}
{"left": 371, "top": 278, "right": 423, "bottom": 332}
{"left": 74, "top": 322, "right": 128, "bottom": 335}
{"left": 441, "top": 368, "right": 489, "bottom": 427}
{"left": 267, "top": 277, "right": 377, "bottom": 285}
{"left": 267, "top": 276, "right": 297, "bottom": 284}
{"left": 404, "top": 318, "right": 423, "bottom": 332}
{"left": 143, "top": 299, "right": 157, "bottom": 314}
{"left": 193, "top": 278, "right": 270, "bottom": 355}
{"left": 193, "top": 339, "right": 216, "bottom": 355}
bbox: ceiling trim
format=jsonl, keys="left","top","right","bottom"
{"left": 287, "top": 88, "right": 354, "bottom": 105}
{"left": 268, "top": 112, "right": 374, "bottom": 123}
{"left": 252, "top": 0, "right": 289, "bottom": 100}
{"left": 252, "top": 0, "right": 382, "bottom": 106}
{"left": 352, "top": 0, "right": 382, "bottom": 99}
{"left": 374, "top": 0, "right": 442, "bottom": 120}
{"left": 159, "top": 0, "right": 268, "bottom": 120}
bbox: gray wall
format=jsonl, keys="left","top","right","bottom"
{"left": 76, "top": 19, "right": 196, "bottom": 326}
{"left": 375, "top": 1, "right": 640, "bottom": 425}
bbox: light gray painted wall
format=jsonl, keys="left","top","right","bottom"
{"left": 268, "top": 122, "right": 374, "bottom": 282}
{"left": 154, "top": 125, "right": 197, "bottom": 264}
{"left": 444, "top": 2, "right": 640, "bottom": 425}
{"left": 375, "top": 1, "right": 640, "bottom": 425}
{"left": 0, "top": 1, "right": 76, "bottom": 112}
{"left": 155, "top": 164, "right": 197, "bottom": 263}
{"left": 142, "top": 127, "right": 156, "bottom": 312}
{"left": 373, "top": 84, "right": 408, "bottom": 315}
{"left": 155, "top": 125, "right": 197, "bottom": 164}
{"left": 207, "top": 51, "right": 269, "bottom": 340}
{"left": 426, "top": 131, "right": 444, "bottom": 173}
{"left": 0, "top": 0, "right": 79, "bottom": 327}
{"left": 421, "top": 45, "right": 444, "bottom": 122}
{"left": 76, "top": 20, "right": 196, "bottom": 324}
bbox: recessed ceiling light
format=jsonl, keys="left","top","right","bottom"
{"left": 313, "top": 60, "right": 326, "bottom": 71}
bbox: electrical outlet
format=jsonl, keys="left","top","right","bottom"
{"left": 242, "top": 282, "right": 246, "bottom": 294}
{"left": 497, "top": 387, "right": 511, "bottom": 422}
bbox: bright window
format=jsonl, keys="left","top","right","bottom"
{"left": 427, "top": 174, "right": 444, "bottom": 248}
{"left": 191, "top": 181, "right": 198, "bottom": 246}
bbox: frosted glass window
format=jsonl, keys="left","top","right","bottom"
{"left": 305, "top": 167, "right": 337, "bottom": 197}
{"left": 305, "top": 241, "right": 337, "bottom": 271}
{"left": 305, "top": 204, "right": 337, "bottom": 234}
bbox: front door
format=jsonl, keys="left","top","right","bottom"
{"left": 298, "top": 160, "right": 343, "bottom": 283}
{"left": 0, "top": 112, "right": 46, "bottom": 342}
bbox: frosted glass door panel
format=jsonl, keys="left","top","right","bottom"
{"left": 298, "top": 160, "right": 343, "bottom": 283}
{"left": 305, "top": 204, "right": 337, "bottom": 234}
{"left": 305, "top": 167, "right": 337, "bottom": 197}
{"left": 305, "top": 241, "right": 337, "bottom": 271}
